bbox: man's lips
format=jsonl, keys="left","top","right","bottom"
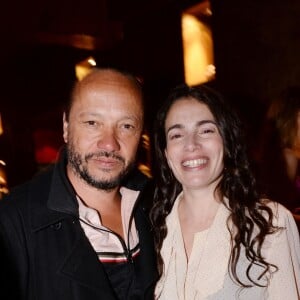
{"left": 85, "top": 151, "right": 125, "bottom": 164}
{"left": 92, "top": 157, "right": 121, "bottom": 165}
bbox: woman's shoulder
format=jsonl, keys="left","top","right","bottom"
{"left": 260, "top": 198, "right": 297, "bottom": 227}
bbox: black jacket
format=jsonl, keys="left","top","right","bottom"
{"left": 0, "top": 153, "right": 158, "bottom": 300}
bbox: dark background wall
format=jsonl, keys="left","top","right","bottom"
{"left": 211, "top": 0, "right": 300, "bottom": 159}
{"left": 0, "top": 0, "right": 300, "bottom": 188}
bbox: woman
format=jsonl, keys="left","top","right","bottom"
{"left": 150, "top": 84, "right": 300, "bottom": 299}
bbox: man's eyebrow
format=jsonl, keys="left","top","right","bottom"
{"left": 78, "top": 112, "right": 102, "bottom": 118}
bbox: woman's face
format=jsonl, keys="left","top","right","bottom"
{"left": 164, "top": 97, "right": 224, "bottom": 191}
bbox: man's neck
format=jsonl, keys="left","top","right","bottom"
{"left": 67, "top": 166, "right": 121, "bottom": 212}
{"left": 68, "top": 168, "right": 125, "bottom": 237}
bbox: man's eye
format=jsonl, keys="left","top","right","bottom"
{"left": 120, "top": 123, "right": 137, "bottom": 132}
{"left": 84, "top": 121, "right": 97, "bottom": 126}
{"left": 86, "top": 121, "right": 96, "bottom": 125}
{"left": 123, "top": 124, "right": 134, "bottom": 129}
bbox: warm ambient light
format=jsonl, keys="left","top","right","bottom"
{"left": 138, "top": 133, "right": 152, "bottom": 178}
{"left": 75, "top": 56, "right": 97, "bottom": 81}
{"left": 0, "top": 113, "right": 3, "bottom": 136}
{"left": 181, "top": 11, "right": 215, "bottom": 85}
{"left": 87, "top": 57, "right": 97, "bottom": 66}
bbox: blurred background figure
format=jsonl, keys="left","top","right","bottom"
{"left": 256, "top": 86, "right": 300, "bottom": 225}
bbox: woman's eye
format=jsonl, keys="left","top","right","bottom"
{"left": 202, "top": 128, "right": 214, "bottom": 134}
{"left": 169, "top": 133, "right": 182, "bottom": 140}
{"left": 199, "top": 125, "right": 217, "bottom": 136}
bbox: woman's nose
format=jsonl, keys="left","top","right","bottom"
{"left": 184, "top": 132, "right": 200, "bottom": 151}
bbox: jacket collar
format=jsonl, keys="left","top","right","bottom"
{"left": 30, "top": 147, "right": 152, "bottom": 231}
{"left": 45, "top": 147, "right": 150, "bottom": 217}
{"left": 47, "top": 148, "right": 79, "bottom": 215}
{"left": 30, "top": 148, "right": 79, "bottom": 232}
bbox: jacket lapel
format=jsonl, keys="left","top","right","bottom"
{"left": 135, "top": 205, "right": 158, "bottom": 289}
{"left": 29, "top": 163, "right": 116, "bottom": 295}
{"left": 59, "top": 231, "right": 116, "bottom": 294}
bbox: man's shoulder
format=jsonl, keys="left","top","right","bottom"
{"left": 0, "top": 181, "right": 32, "bottom": 228}
{"left": 0, "top": 167, "right": 54, "bottom": 214}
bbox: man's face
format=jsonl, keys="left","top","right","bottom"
{"left": 63, "top": 72, "right": 143, "bottom": 191}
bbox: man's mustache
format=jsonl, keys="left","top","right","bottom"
{"left": 85, "top": 151, "right": 125, "bottom": 164}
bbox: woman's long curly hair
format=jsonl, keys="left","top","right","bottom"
{"left": 150, "top": 84, "right": 278, "bottom": 287}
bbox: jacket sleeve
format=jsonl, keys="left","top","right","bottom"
{"left": 0, "top": 199, "right": 29, "bottom": 299}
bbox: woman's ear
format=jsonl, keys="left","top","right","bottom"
{"left": 63, "top": 113, "right": 68, "bottom": 143}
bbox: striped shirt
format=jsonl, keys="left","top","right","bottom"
{"left": 77, "top": 186, "right": 141, "bottom": 299}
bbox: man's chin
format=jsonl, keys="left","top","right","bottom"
{"left": 82, "top": 176, "right": 120, "bottom": 191}
{"left": 81, "top": 170, "right": 128, "bottom": 190}
{"left": 89, "top": 169, "right": 123, "bottom": 181}
{"left": 77, "top": 161, "right": 135, "bottom": 190}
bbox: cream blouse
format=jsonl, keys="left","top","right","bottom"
{"left": 155, "top": 193, "right": 300, "bottom": 300}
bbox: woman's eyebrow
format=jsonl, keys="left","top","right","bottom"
{"left": 196, "top": 120, "right": 217, "bottom": 126}
{"left": 166, "top": 123, "right": 185, "bottom": 135}
{"left": 166, "top": 119, "right": 217, "bottom": 134}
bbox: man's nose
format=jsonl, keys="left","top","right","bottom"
{"left": 96, "top": 128, "right": 120, "bottom": 152}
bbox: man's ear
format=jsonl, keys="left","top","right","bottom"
{"left": 63, "top": 113, "right": 68, "bottom": 143}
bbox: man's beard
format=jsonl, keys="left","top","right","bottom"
{"left": 66, "top": 144, "right": 135, "bottom": 191}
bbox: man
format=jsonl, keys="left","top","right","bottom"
{"left": 0, "top": 68, "right": 158, "bottom": 299}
